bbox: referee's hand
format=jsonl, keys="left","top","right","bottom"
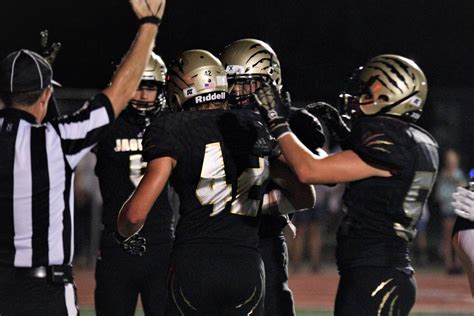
{"left": 130, "top": 0, "right": 166, "bottom": 20}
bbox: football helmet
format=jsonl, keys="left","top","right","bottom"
{"left": 340, "top": 54, "right": 427, "bottom": 122}
{"left": 167, "top": 49, "right": 228, "bottom": 111}
{"left": 220, "top": 39, "right": 282, "bottom": 106}
{"left": 130, "top": 52, "right": 167, "bottom": 116}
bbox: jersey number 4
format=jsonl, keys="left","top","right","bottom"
{"left": 196, "top": 142, "right": 268, "bottom": 217}
{"left": 129, "top": 154, "right": 147, "bottom": 187}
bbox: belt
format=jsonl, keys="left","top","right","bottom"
{"left": 14, "top": 265, "right": 74, "bottom": 284}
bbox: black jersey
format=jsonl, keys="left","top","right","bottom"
{"left": 94, "top": 108, "right": 174, "bottom": 243}
{"left": 258, "top": 215, "right": 288, "bottom": 239}
{"left": 143, "top": 109, "right": 270, "bottom": 249}
{"left": 337, "top": 116, "right": 439, "bottom": 270}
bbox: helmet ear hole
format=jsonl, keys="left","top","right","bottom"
{"left": 378, "top": 95, "right": 389, "bottom": 102}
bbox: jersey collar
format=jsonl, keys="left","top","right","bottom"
{"left": 0, "top": 108, "right": 38, "bottom": 124}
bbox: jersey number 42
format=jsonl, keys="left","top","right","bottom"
{"left": 196, "top": 142, "right": 269, "bottom": 217}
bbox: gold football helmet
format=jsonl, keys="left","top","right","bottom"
{"left": 167, "top": 49, "right": 228, "bottom": 111}
{"left": 142, "top": 52, "right": 167, "bottom": 83}
{"left": 130, "top": 52, "right": 167, "bottom": 116}
{"left": 220, "top": 39, "right": 282, "bottom": 106}
{"left": 346, "top": 54, "right": 427, "bottom": 122}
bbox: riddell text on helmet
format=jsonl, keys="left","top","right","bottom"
{"left": 195, "top": 92, "right": 226, "bottom": 104}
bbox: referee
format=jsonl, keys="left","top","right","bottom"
{"left": 0, "top": 0, "right": 166, "bottom": 314}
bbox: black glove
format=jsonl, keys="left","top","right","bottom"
{"left": 253, "top": 83, "right": 291, "bottom": 139}
{"left": 289, "top": 108, "right": 326, "bottom": 153}
{"left": 114, "top": 231, "right": 147, "bottom": 256}
{"left": 39, "top": 30, "right": 61, "bottom": 65}
{"left": 252, "top": 120, "right": 280, "bottom": 158}
{"left": 306, "top": 102, "right": 350, "bottom": 142}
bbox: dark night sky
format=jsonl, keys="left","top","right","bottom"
{"left": 1, "top": 0, "right": 474, "bottom": 165}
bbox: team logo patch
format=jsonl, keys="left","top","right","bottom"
{"left": 410, "top": 96, "right": 422, "bottom": 107}
{"left": 183, "top": 86, "right": 197, "bottom": 97}
{"left": 225, "top": 65, "right": 245, "bottom": 75}
{"left": 268, "top": 110, "right": 277, "bottom": 119}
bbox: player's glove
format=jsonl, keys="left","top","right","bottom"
{"left": 39, "top": 30, "right": 62, "bottom": 65}
{"left": 114, "top": 231, "right": 147, "bottom": 256}
{"left": 39, "top": 30, "right": 62, "bottom": 122}
{"left": 252, "top": 120, "right": 280, "bottom": 158}
{"left": 306, "top": 102, "right": 351, "bottom": 142}
{"left": 452, "top": 187, "right": 474, "bottom": 222}
{"left": 289, "top": 108, "right": 326, "bottom": 153}
{"left": 253, "top": 83, "right": 291, "bottom": 140}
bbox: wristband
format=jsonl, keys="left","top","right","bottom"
{"left": 139, "top": 16, "right": 161, "bottom": 26}
{"left": 269, "top": 120, "right": 291, "bottom": 140}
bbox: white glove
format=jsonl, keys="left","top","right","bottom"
{"left": 452, "top": 187, "right": 474, "bottom": 221}
{"left": 130, "top": 0, "right": 166, "bottom": 20}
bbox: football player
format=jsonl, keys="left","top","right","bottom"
{"left": 254, "top": 55, "right": 439, "bottom": 315}
{"left": 117, "top": 49, "right": 312, "bottom": 315}
{"left": 452, "top": 186, "right": 474, "bottom": 296}
{"left": 94, "top": 53, "right": 174, "bottom": 316}
{"left": 220, "top": 38, "right": 324, "bottom": 316}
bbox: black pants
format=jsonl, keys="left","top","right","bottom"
{"left": 167, "top": 244, "right": 265, "bottom": 316}
{"left": 0, "top": 266, "right": 78, "bottom": 316}
{"left": 95, "top": 240, "right": 173, "bottom": 316}
{"left": 335, "top": 266, "right": 416, "bottom": 316}
{"left": 258, "top": 236, "right": 295, "bottom": 316}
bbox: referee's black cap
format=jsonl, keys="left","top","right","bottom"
{"left": 0, "top": 49, "right": 61, "bottom": 93}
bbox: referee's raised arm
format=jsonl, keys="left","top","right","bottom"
{"left": 104, "top": 0, "right": 166, "bottom": 118}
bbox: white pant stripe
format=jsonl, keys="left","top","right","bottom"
{"left": 64, "top": 283, "right": 78, "bottom": 316}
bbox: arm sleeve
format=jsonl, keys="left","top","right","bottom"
{"left": 50, "top": 93, "right": 115, "bottom": 169}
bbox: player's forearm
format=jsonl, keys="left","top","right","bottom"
{"left": 277, "top": 133, "right": 322, "bottom": 184}
{"left": 278, "top": 134, "right": 391, "bottom": 184}
{"left": 104, "top": 24, "right": 158, "bottom": 117}
{"left": 117, "top": 200, "right": 145, "bottom": 238}
{"left": 117, "top": 157, "right": 174, "bottom": 237}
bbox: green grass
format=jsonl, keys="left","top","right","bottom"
{"left": 79, "top": 309, "right": 474, "bottom": 316}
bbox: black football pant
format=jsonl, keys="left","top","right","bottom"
{"left": 258, "top": 235, "right": 295, "bottom": 316}
{"left": 95, "top": 240, "right": 173, "bottom": 316}
{"left": 0, "top": 266, "right": 78, "bottom": 316}
{"left": 167, "top": 244, "right": 265, "bottom": 316}
{"left": 334, "top": 266, "right": 416, "bottom": 316}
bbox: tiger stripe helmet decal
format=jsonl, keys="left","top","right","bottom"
{"left": 357, "top": 54, "right": 427, "bottom": 122}
{"left": 220, "top": 38, "right": 282, "bottom": 89}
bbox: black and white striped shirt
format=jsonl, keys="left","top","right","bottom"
{"left": 0, "top": 93, "right": 114, "bottom": 267}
